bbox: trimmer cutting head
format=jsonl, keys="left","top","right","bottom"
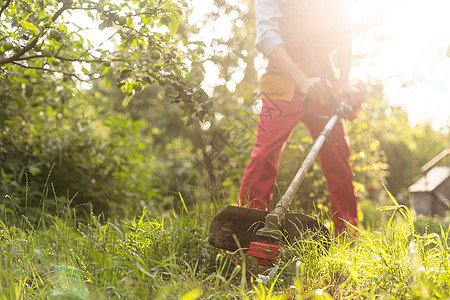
{"left": 247, "top": 241, "right": 281, "bottom": 266}
{"left": 208, "top": 205, "right": 330, "bottom": 253}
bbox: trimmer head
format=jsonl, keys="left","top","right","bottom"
{"left": 208, "top": 205, "right": 330, "bottom": 252}
{"left": 247, "top": 241, "right": 281, "bottom": 266}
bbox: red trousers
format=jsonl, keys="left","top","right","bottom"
{"left": 238, "top": 91, "right": 358, "bottom": 233}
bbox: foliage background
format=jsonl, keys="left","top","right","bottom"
{"left": 1, "top": 0, "right": 449, "bottom": 223}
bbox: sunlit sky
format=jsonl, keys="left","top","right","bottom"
{"left": 348, "top": 0, "right": 450, "bottom": 130}
{"left": 191, "top": 0, "right": 450, "bottom": 131}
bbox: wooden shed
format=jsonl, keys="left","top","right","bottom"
{"left": 408, "top": 149, "right": 450, "bottom": 216}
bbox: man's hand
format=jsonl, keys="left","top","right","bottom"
{"left": 338, "top": 81, "right": 360, "bottom": 107}
{"left": 339, "top": 79, "right": 367, "bottom": 120}
{"left": 298, "top": 77, "right": 332, "bottom": 105}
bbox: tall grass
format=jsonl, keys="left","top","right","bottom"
{"left": 0, "top": 192, "right": 220, "bottom": 299}
{"left": 1, "top": 185, "right": 450, "bottom": 299}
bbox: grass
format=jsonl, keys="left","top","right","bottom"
{"left": 1, "top": 189, "right": 450, "bottom": 299}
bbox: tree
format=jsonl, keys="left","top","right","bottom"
{"left": 0, "top": 0, "right": 214, "bottom": 220}
{"left": 0, "top": 0, "right": 211, "bottom": 123}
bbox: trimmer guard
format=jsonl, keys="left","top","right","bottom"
{"left": 208, "top": 205, "right": 330, "bottom": 252}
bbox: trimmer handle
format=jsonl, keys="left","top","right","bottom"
{"left": 302, "top": 97, "right": 328, "bottom": 120}
{"left": 302, "top": 96, "right": 353, "bottom": 120}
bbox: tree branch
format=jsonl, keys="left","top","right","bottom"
{"left": 12, "top": 61, "right": 88, "bottom": 82}
{"left": 12, "top": 54, "right": 127, "bottom": 64}
{"left": 0, "top": 0, "right": 12, "bottom": 17}
{"left": 0, "top": 6, "right": 68, "bottom": 66}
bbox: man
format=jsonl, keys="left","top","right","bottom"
{"left": 238, "top": 0, "right": 364, "bottom": 234}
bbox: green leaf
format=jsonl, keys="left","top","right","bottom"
{"left": 179, "top": 288, "right": 201, "bottom": 300}
{"left": 21, "top": 21, "right": 39, "bottom": 34}
{"left": 189, "top": 41, "right": 206, "bottom": 47}
{"left": 101, "top": 67, "right": 110, "bottom": 76}
{"left": 24, "top": 68, "right": 38, "bottom": 78}
{"left": 122, "top": 93, "right": 134, "bottom": 106}
{"left": 127, "top": 82, "right": 133, "bottom": 94}
{"left": 133, "top": 151, "right": 143, "bottom": 160}
{"left": 383, "top": 182, "right": 399, "bottom": 206}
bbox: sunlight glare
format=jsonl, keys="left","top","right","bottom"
{"left": 349, "top": 0, "right": 450, "bottom": 130}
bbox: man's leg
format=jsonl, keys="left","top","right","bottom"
{"left": 239, "top": 98, "right": 303, "bottom": 210}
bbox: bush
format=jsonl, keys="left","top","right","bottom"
{"left": 0, "top": 72, "right": 199, "bottom": 221}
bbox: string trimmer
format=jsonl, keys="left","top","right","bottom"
{"left": 208, "top": 99, "right": 349, "bottom": 265}
{"left": 208, "top": 11, "right": 365, "bottom": 264}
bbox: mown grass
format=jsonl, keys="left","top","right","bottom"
{"left": 1, "top": 189, "right": 450, "bottom": 299}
